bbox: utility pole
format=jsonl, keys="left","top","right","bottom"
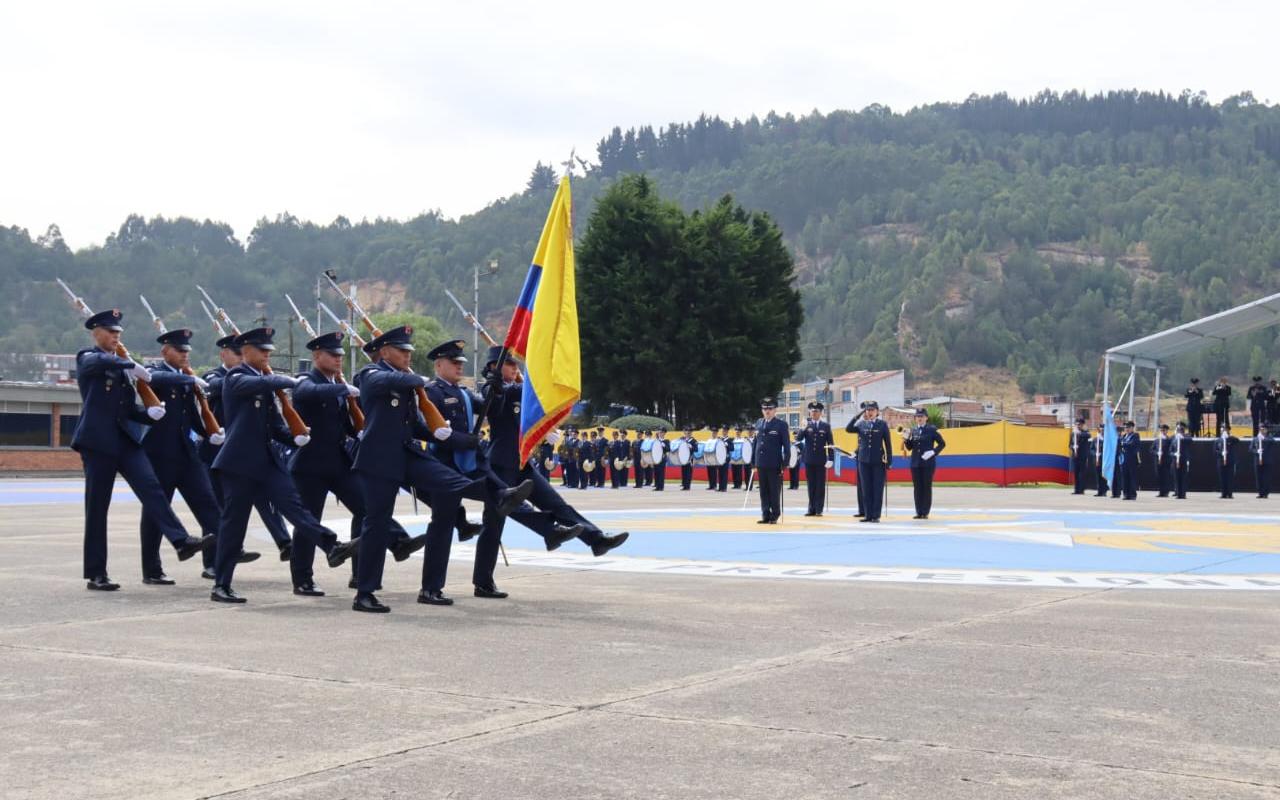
{"left": 473, "top": 259, "right": 499, "bottom": 378}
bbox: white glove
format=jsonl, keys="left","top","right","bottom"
{"left": 547, "top": 430, "right": 563, "bottom": 445}
{"left": 345, "top": 384, "right": 360, "bottom": 398}
{"left": 130, "top": 364, "right": 152, "bottom": 383}
{"left": 209, "top": 431, "right": 225, "bottom": 446}
{"left": 146, "top": 405, "right": 166, "bottom": 421}
{"left": 357, "top": 428, "right": 366, "bottom": 440}
{"left": 192, "top": 375, "right": 210, "bottom": 392}
{"left": 294, "top": 434, "right": 311, "bottom": 447}
{"left": 922, "top": 450, "right": 936, "bottom": 461}
{"left": 433, "top": 423, "right": 452, "bottom": 441}
{"left": 824, "top": 461, "right": 833, "bottom": 469}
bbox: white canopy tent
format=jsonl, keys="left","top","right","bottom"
{"left": 1103, "top": 290, "right": 1280, "bottom": 431}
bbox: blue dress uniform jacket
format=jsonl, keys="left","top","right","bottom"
{"left": 1118, "top": 431, "right": 1141, "bottom": 499}
{"left": 752, "top": 417, "right": 790, "bottom": 522}
{"left": 903, "top": 422, "right": 946, "bottom": 517}
{"left": 211, "top": 365, "right": 296, "bottom": 477}
{"left": 289, "top": 370, "right": 355, "bottom": 478}
{"left": 1249, "top": 433, "right": 1276, "bottom": 498}
{"left": 142, "top": 362, "right": 206, "bottom": 463}
{"left": 1214, "top": 433, "right": 1240, "bottom": 497}
{"left": 847, "top": 417, "right": 892, "bottom": 521}
{"left": 351, "top": 363, "right": 432, "bottom": 481}
{"left": 795, "top": 419, "right": 833, "bottom": 515}
{"left": 424, "top": 378, "right": 484, "bottom": 469}
{"left": 71, "top": 348, "right": 154, "bottom": 454}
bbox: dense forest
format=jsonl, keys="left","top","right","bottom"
{"left": 5, "top": 89, "right": 1280, "bottom": 400}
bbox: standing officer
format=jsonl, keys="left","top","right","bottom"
{"left": 595, "top": 429, "right": 609, "bottom": 487}
{"left": 1118, "top": 420, "right": 1141, "bottom": 500}
{"left": 1093, "top": 422, "right": 1109, "bottom": 497}
{"left": 652, "top": 428, "right": 668, "bottom": 491}
{"left": 140, "top": 327, "right": 249, "bottom": 585}
{"left": 1172, "top": 422, "right": 1192, "bottom": 499}
{"left": 202, "top": 334, "right": 293, "bottom": 567}
{"left": 704, "top": 427, "right": 720, "bottom": 491}
{"left": 1247, "top": 376, "right": 1269, "bottom": 436}
{"left": 1215, "top": 424, "right": 1239, "bottom": 498}
{"left": 680, "top": 426, "right": 696, "bottom": 490}
{"left": 1069, "top": 417, "right": 1091, "bottom": 495}
{"left": 795, "top": 401, "right": 833, "bottom": 516}
{"left": 717, "top": 426, "right": 732, "bottom": 492}
{"left": 561, "top": 427, "right": 579, "bottom": 489}
{"left": 577, "top": 430, "right": 594, "bottom": 490}
{"left": 1185, "top": 378, "right": 1205, "bottom": 437}
{"left": 1110, "top": 419, "right": 1126, "bottom": 498}
{"left": 1212, "top": 377, "right": 1232, "bottom": 436}
{"left": 209, "top": 327, "right": 358, "bottom": 603}
{"left": 73, "top": 309, "right": 211, "bottom": 591}
{"left": 1153, "top": 424, "right": 1174, "bottom": 498}
{"left": 846, "top": 401, "right": 891, "bottom": 523}
{"left": 1250, "top": 421, "right": 1275, "bottom": 498}
{"left": 903, "top": 407, "right": 946, "bottom": 519}
{"left": 752, "top": 398, "right": 789, "bottom": 524}
{"left": 288, "top": 331, "right": 426, "bottom": 597}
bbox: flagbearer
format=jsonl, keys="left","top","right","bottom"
{"left": 795, "top": 401, "right": 833, "bottom": 516}
{"left": 73, "top": 308, "right": 212, "bottom": 590}
{"left": 1093, "top": 422, "right": 1109, "bottom": 497}
{"left": 751, "top": 397, "right": 790, "bottom": 524}
{"left": 903, "top": 408, "right": 946, "bottom": 519}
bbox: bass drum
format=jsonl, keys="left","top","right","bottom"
{"left": 583, "top": 459, "right": 596, "bottom": 473}
{"left": 789, "top": 442, "right": 801, "bottom": 468}
{"left": 701, "top": 438, "right": 727, "bottom": 466}
{"left": 639, "top": 438, "right": 656, "bottom": 467}
{"left": 738, "top": 438, "right": 753, "bottom": 466}
{"left": 668, "top": 438, "right": 691, "bottom": 466}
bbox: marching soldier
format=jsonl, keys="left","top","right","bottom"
{"left": 1093, "top": 422, "right": 1109, "bottom": 497}
{"left": 1248, "top": 376, "right": 1269, "bottom": 436}
{"left": 846, "top": 401, "right": 891, "bottom": 523}
{"left": 1118, "top": 420, "right": 1140, "bottom": 500}
{"left": 752, "top": 398, "right": 789, "bottom": 523}
{"left": 1250, "top": 421, "right": 1275, "bottom": 498}
{"left": 140, "top": 327, "right": 250, "bottom": 585}
{"left": 1212, "top": 377, "right": 1232, "bottom": 436}
{"left": 288, "top": 331, "right": 426, "bottom": 597}
{"left": 680, "top": 426, "right": 696, "bottom": 490}
{"left": 903, "top": 408, "right": 946, "bottom": 519}
{"left": 1153, "top": 424, "right": 1173, "bottom": 498}
{"left": 73, "top": 309, "right": 211, "bottom": 591}
{"left": 1172, "top": 422, "right": 1192, "bottom": 499}
{"left": 631, "top": 430, "right": 646, "bottom": 488}
{"left": 1069, "top": 417, "right": 1090, "bottom": 495}
{"left": 209, "top": 327, "right": 359, "bottom": 603}
{"left": 1185, "top": 378, "right": 1205, "bottom": 437}
{"left": 795, "top": 401, "right": 833, "bottom": 516}
{"left": 202, "top": 335, "right": 293, "bottom": 566}
{"left": 1215, "top": 424, "right": 1239, "bottom": 498}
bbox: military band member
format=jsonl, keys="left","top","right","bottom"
{"left": 209, "top": 327, "right": 357, "bottom": 603}
{"left": 537, "top": 439, "right": 553, "bottom": 479}
{"left": 1093, "top": 423, "right": 1109, "bottom": 497}
{"left": 595, "top": 428, "right": 609, "bottom": 488}
{"left": 74, "top": 309, "right": 211, "bottom": 591}
{"left": 787, "top": 440, "right": 801, "bottom": 491}
{"left": 288, "top": 331, "right": 426, "bottom": 597}
{"left": 1153, "top": 424, "right": 1173, "bottom": 498}
{"left": 631, "top": 431, "right": 645, "bottom": 488}
{"left": 846, "top": 401, "right": 891, "bottom": 523}
{"left": 680, "top": 426, "right": 696, "bottom": 490}
{"left": 1069, "top": 417, "right": 1090, "bottom": 495}
{"left": 651, "top": 428, "right": 667, "bottom": 491}
{"left": 730, "top": 426, "right": 745, "bottom": 489}
{"left": 1248, "top": 376, "right": 1269, "bottom": 436}
{"left": 1172, "top": 422, "right": 1192, "bottom": 499}
{"left": 795, "top": 402, "right": 833, "bottom": 516}
{"left": 903, "top": 408, "right": 946, "bottom": 519}
{"left": 1215, "top": 425, "right": 1239, "bottom": 498}
{"left": 704, "top": 427, "right": 720, "bottom": 491}
{"left": 202, "top": 335, "right": 293, "bottom": 566}
{"left": 137, "top": 327, "right": 243, "bottom": 585}
{"left": 717, "top": 426, "right": 732, "bottom": 492}
{"left": 752, "top": 398, "right": 789, "bottom": 523}
{"left": 561, "top": 427, "right": 578, "bottom": 488}
{"left": 577, "top": 430, "right": 594, "bottom": 490}
{"left": 1212, "top": 377, "right": 1232, "bottom": 436}
{"left": 1185, "top": 378, "right": 1204, "bottom": 437}
{"left": 1270, "top": 380, "right": 1280, "bottom": 426}
{"left": 1250, "top": 421, "right": 1275, "bottom": 498}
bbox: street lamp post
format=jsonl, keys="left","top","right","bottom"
{"left": 474, "top": 259, "right": 499, "bottom": 379}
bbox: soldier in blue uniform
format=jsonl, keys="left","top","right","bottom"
{"left": 1211, "top": 378, "right": 1232, "bottom": 436}
{"left": 423, "top": 339, "right": 536, "bottom": 603}
{"left": 751, "top": 398, "right": 790, "bottom": 523}
{"left": 1171, "top": 422, "right": 1192, "bottom": 499}
{"left": 652, "top": 428, "right": 668, "bottom": 491}
{"left": 209, "top": 327, "right": 358, "bottom": 604}
{"left": 1110, "top": 420, "right": 1125, "bottom": 498}
{"left": 1215, "top": 424, "right": 1239, "bottom": 498}
{"left": 288, "top": 331, "right": 427, "bottom": 597}
{"left": 846, "top": 400, "right": 891, "bottom": 523}
{"left": 1185, "top": 378, "right": 1205, "bottom": 437}
{"left": 1069, "top": 417, "right": 1091, "bottom": 495}
{"left": 1152, "top": 424, "right": 1173, "bottom": 497}
{"left": 594, "top": 429, "right": 609, "bottom": 488}
{"left": 703, "top": 427, "right": 719, "bottom": 491}
{"left": 1092, "top": 423, "right": 1109, "bottom": 497}
{"left": 680, "top": 426, "right": 696, "bottom": 490}
{"left": 73, "top": 309, "right": 212, "bottom": 591}
{"left": 1249, "top": 421, "right": 1275, "bottom": 498}
{"left": 536, "top": 439, "right": 554, "bottom": 479}
{"left": 1247, "top": 376, "right": 1269, "bottom": 436}
{"left": 717, "top": 426, "right": 732, "bottom": 492}
{"left": 202, "top": 334, "right": 293, "bottom": 568}
{"left": 903, "top": 408, "right": 946, "bottom": 519}
{"left": 561, "top": 427, "right": 578, "bottom": 488}
{"left": 1118, "top": 420, "right": 1140, "bottom": 500}
{"left": 795, "top": 401, "right": 834, "bottom": 516}
{"left": 577, "top": 430, "right": 594, "bottom": 490}
{"left": 730, "top": 426, "right": 746, "bottom": 489}
{"left": 140, "top": 327, "right": 253, "bottom": 585}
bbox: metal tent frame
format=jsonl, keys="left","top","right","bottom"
{"left": 1103, "top": 291, "right": 1280, "bottom": 431}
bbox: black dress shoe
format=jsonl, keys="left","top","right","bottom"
{"left": 278, "top": 543, "right": 293, "bottom": 561}
{"left": 544, "top": 523, "right": 585, "bottom": 551}
{"left": 293, "top": 581, "right": 325, "bottom": 597}
{"left": 457, "top": 518, "right": 483, "bottom": 542}
{"left": 348, "top": 578, "right": 358, "bottom": 590}
{"left": 867, "top": 518, "right": 880, "bottom": 523}
{"left": 236, "top": 550, "right": 261, "bottom": 564}
{"left": 591, "top": 531, "right": 629, "bottom": 557}
{"left": 353, "top": 593, "right": 390, "bottom": 613}
{"left": 912, "top": 514, "right": 924, "bottom": 520}
{"left": 858, "top": 518, "right": 873, "bottom": 523}
{"left": 327, "top": 538, "right": 359, "bottom": 569}
{"left": 756, "top": 518, "right": 770, "bottom": 524}
{"left": 142, "top": 573, "right": 176, "bottom": 586}
{"left": 201, "top": 567, "right": 216, "bottom": 580}
{"left": 86, "top": 575, "right": 119, "bottom": 591}
{"left": 176, "top": 534, "right": 214, "bottom": 562}
{"left": 474, "top": 585, "right": 509, "bottom": 599}
{"left": 417, "top": 590, "right": 454, "bottom": 606}
{"left": 392, "top": 533, "right": 428, "bottom": 562}
{"left": 210, "top": 585, "right": 246, "bottom": 604}
{"left": 803, "top": 512, "right": 817, "bottom": 517}
{"left": 496, "top": 479, "right": 535, "bottom": 517}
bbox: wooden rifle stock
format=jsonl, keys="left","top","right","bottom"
{"left": 55, "top": 278, "right": 164, "bottom": 411}
{"left": 139, "top": 295, "right": 223, "bottom": 436}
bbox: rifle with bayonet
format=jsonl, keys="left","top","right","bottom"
{"left": 285, "top": 293, "right": 365, "bottom": 432}
{"left": 443, "top": 288, "right": 499, "bottom": 347}
{"left": 139, "top": 294, "right": 223, "bottom": 437}
{"left": 321, "top": 273, "right": 448, "bottom": 431}
{"left": 199, "top": 300, "right": 227, "bottom": 339}
{"left": 194, "top": 285, "right": 310, "bottom": 438}
{"left": 56, "top": 278, "right": 165, "bottom": 413}
{"left": 319, "top": 302, "right": 371, "bottom": 361}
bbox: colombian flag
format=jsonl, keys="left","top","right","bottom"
{"left": 505, "top": 176, "right": 581, "bottom": 463}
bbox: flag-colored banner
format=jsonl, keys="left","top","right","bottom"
{"left": 504, "top": 176, "right": 581, "bottom": 463}
{"left": 1101, "top": 403, "right": 1118, "bottom": 484}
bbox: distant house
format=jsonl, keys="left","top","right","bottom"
{"left": 780, "top": 370, "right": 904, "bottom": 429}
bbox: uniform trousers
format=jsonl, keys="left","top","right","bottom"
{"left": 140, "top": 449, "right": 221, "bottom": 575}
{"left": 80, "top": 442, "right": 190, "bottom": 579}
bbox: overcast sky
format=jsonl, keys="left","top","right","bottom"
{"left": 2, "top": 1, "right": 1274, "bottom": 248}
